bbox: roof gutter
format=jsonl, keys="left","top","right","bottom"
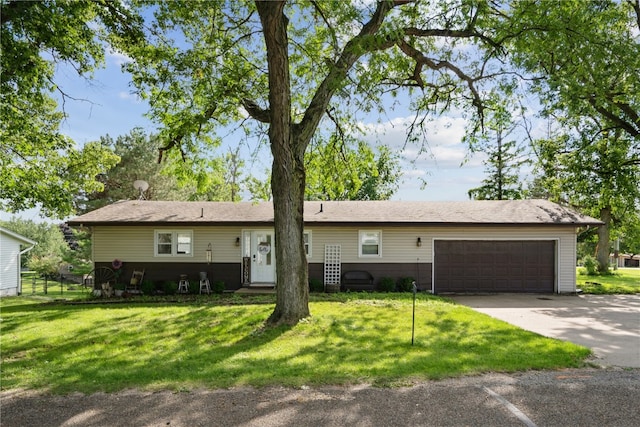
{"left": 17, "top": 243, "right": 36, "bottom": 295}
{"left": 19, "top": 242, "right": 37, "bottom": 256}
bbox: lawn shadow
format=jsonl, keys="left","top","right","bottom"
{"left": 1, "top": 294, "right": 590, "bottom": 394}
{"left": 1, "top": 299, "right": 294, "bottom": 393}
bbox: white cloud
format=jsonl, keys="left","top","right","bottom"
{"left": 118, "top": 91, "right": 141, "bottom": 103}
{"left": 108, "top": 49, "right": 133, "bottom": 66}
{"left": 401, "top": 168, "right": 429, "bottom": 178}
{"left": 356, "top": 112, "right": 498, "bottom": 200}
{"left": 361, "top": 113, "right": 475, "bottom": 169}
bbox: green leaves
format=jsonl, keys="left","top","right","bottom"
{"left": 1, "top": 0, "right": 144, "bottom": 218}
{"left": 0, "top": 135, "right": 119, "bottom": 218}
{"left": 75, "top": 128, "right": 253, "bottom": 211}
{"left": 305, "top": 135, "right": 400, "bottom": 201}
{"left": 506, "top": 1, "right": 639, "bottom": 270}
{"left": 508, "top": 0, "right": 640, "bottom": 139}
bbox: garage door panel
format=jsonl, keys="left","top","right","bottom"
{"left": 480, "top": 266, "right": 494, "bottom": 276}
{"left": 434, "top": 240, "right": 555, "bottom": 293}
{"left": 487, "top": 279, "right": 504, "bottom": 291}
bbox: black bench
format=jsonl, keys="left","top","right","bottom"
{"left": 341, "top": 270, "right": 374, "bottom": 291}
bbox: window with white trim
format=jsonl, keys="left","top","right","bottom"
{"left": 303, "top": 231, "right": 312, "bottom": 258}
{"left": 154, "top": 230, "right": 193, "bottom": 257}
{"left": 359, "top": 230, "right": 381, "bottom": 257}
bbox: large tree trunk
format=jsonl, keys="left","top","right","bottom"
{"left": 254, "top": 0, "right": 394, "bottom": 325}
{"left": 596, "top": 206, "right": 612, "bottom": 273}
{"left": 268, "top": 140, "right": 310, "bottom": 325}
{"left": 257, "top": 1, "right": 310, "bottom": 325}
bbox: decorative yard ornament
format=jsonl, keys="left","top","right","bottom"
{"left": 206, "top": 243, "right": 212, "bottom": 264}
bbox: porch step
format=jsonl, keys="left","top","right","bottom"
{"left": 235, "top": 286, "right": 275, "bottom": 295}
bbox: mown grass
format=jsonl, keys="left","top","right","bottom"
{"left": 0, "top": 293, "right": 590, "bottom": 394}
{"left": 577, "top": 268, "right": 640, "bottom": 294}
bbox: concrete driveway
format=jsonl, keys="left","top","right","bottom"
{"left": 450, "top": 294, "right": 640, "bottom": 368}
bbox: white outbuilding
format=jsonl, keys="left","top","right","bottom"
{"left": 0, "top": 227, "right": 36, "bottom": 296}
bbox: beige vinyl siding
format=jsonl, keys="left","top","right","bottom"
{"left": 558, "top": 232, "right": 577, "bottom": 293}
{"left": 310, "top": 225, "right": 577, "bottom": 293}
{"left": 94, "top": 224, "right": 577, "bottom": 293}
{"left": 92, "top": 226, "right": 243, "bottom": 263}
{"left": 308, "top": 227, "right": 425, "bottom": 263}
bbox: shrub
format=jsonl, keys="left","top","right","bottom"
{"left": 189, "top": 281, "right": 200, "bottom": 294}
{"left": 309, "top": 278, "right": 324, "bottom": 292}
{"left": 162, "top": 281, "right": 177, "bottom": 295}
{"left": 29, "top": 255, "right": 62, "bottom": 280}
{"left": 581, "top": 255, "right": 599, "bottom": 276}
{"left": 379, "top": 277, "right": 395, "bottom": 292}
{"left": 141, "top": 280, "right": 155, "bottom": 295}
{"left": 212, "top": 280, "right": 225, "bottom": 294}
{"left": 397, "top": 277, "right": 415, "bottom": 292}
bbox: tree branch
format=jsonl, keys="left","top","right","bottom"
{"left": 159, "top": 104, "right": 217, "bottom": 163}
{"left": 587, "top": 96, "right": 640, "bottom": 138}
{"left": 396, "top": 39, "right": 486, "bottom": 124}
{"left": 404, "top": 27, "right": 502, "bottom": 51}
{"left": 242, "top": 98, "right": 270, "bottom": 123}
{"left": 324, "top": 108, "right": 347, "bottom": 148}
{"left": 295, "top": 0, "right": 398, "bottom": 149}
{"left": 157, "top": 135, "right": 186, "bottom": 164}
{"left": 309, "top": 0, "right": 339, "bottom": 53}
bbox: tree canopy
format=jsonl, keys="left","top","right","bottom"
{"left": 0, "top": 0, "right": 143, "bottom": 218}
{"left": 114, "top": 0, "right": 517, "bottom": 324}
{"left": 510, "top": 0, "right": 640, "bottom": 271}
{"left": 509, "top": 0, "right": 640, "bottom": 143}
{"left": 76, "top": 129, "right": 191, "bottom": 214}
{"left": 4, "top": 0, "right": 639, "bottom": 322}
{"left": 531, "top": 129, "right": 640, "bottom": 271}
{"left": 305, "top": 136, "right": 400, "bottom": 201}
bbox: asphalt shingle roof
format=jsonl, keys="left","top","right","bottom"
{"left": 67, "top": 199, "right": 602, "bottom": 226}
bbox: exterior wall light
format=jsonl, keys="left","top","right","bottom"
{"left": 416, "top": 237, "right": 422, "bottom": 247}
{"left": 206, "top": 243, "right": 213, "bottom": 264}
{"left": 235, "top": 237, "right": 240, "bottom": 247}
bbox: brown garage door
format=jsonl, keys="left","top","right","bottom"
{"left": 434, "top": 240, "right": 555, "bottom": 293}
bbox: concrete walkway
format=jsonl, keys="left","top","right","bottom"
{"left": 450, "top": 294, "right": 640, "bottom": 368}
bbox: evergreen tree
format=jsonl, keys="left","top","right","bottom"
{"left": 468, "top": 128, "right": 528, "bottom": 200}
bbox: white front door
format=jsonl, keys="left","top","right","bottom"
{"left": 250, "top": 230, "right": 275, "bottom": 284}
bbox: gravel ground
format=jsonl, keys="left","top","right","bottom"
{"left": 1, "top": 368, "right": 639, "bottom": 427}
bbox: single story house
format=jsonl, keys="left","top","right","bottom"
{"left": 67, "top": 199, "right": 601, "bottom": 294}
{"left": 0, "top": 226, "right": 36, "bottom": 297}
{"left": 610, "top": 253, "right": 640, "bottom": 268}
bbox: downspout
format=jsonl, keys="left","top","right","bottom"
{"left": 18, "top": 243, "right": 36, "bottom": 295}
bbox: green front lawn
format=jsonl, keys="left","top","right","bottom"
{"left": 577, "top": 268, "right": 640, "bottom": 294}
{"left": 0, "top": 293, "right": 590, "bottom": 394}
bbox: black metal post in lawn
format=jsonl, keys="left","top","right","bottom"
{"left": 412, "top": 281, "right": 417, "bottom": 346}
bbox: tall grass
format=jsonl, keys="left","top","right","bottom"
{"left": 0, "top": 294, "right": 590, "bottom": 394}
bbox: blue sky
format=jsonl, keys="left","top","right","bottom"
{"left": 2, "top": 48, "right": 497, "bottom": 223}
